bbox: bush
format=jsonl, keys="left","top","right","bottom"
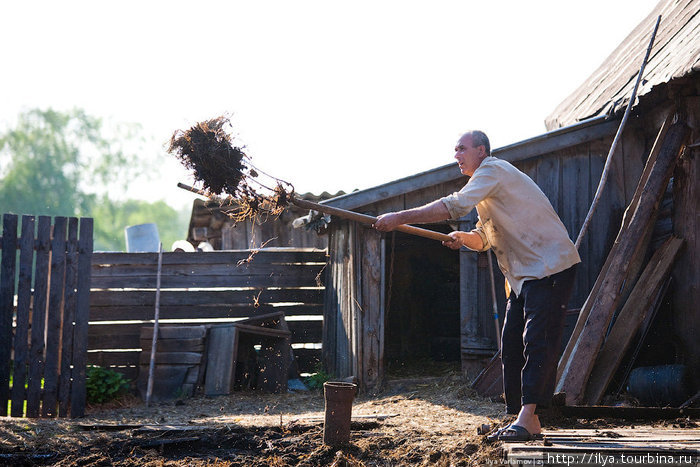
{"left": 85, "top": 366, "right": 130, "bottom": 404}
{"left": 303, "top": 364, "right": 332, "bottom": 390}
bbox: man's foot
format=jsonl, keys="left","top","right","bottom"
{"left": 512, "top": 404, "right": 542, "bottom": 436}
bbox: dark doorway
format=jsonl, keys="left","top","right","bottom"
{"left": 383, "top": 224, "right": 461, "bottom": 377}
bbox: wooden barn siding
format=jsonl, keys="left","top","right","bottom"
{"left": 323, "top": 221, "right": 358, "bottom": 379}
{"left": 323, "top": 124, "right": 661, "bottom": 388}
{"left": 672, "top": 96, "right": 700, "bottom": 387}
{"left": 88, "top": 249, "right": 326, "bottom": 381}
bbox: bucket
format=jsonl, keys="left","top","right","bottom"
{"left": 125, "top": 223, "right": 160, "bottom": 252}
{"left": 627, "top": 364, "right": 690, "bottom": 407}
{"left": 323, "top": 381, "right": 357, "bottom": 446}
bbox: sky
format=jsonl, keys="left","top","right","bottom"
{"left": 1, "top": 0, "right": 660, "bottom": 210}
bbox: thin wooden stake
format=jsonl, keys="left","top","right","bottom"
{"left": 575, "top": 15, "right": 661, "bottom": 249}
{"left": 146, "top": 243, "right": 163, "bottom": 407}
{"left": 486, "top": 251, "right": 501, "bottom": 350}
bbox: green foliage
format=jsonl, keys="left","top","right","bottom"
{"left": 0, "top": 107, "right": 191, "bottom": 252}
{"left": 0, "top": 108, "right": 143, "bottom": 217}
{"left": 303, "top": 364, "right": 332, "bottom": 390}
{"left": 91, "top": 197, "right": 190, "bottom": 252}
{"left": 85, "top": 365, "right": 130, "bottom": 404}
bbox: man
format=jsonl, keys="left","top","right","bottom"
{"left": 374, "top": 130, "right": 580, "bottom": 441}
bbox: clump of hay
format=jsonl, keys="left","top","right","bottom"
{"left": 168, "top": 116, "right": 293, "bottom": 221}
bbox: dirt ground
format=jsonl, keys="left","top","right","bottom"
{"left": 0, "top": 370, "right": 512, "bottom": 466}
{"left": 2, "top": 369, "right": 694, "bottom": 466}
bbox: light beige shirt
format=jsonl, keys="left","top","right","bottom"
{"left": 441, "top": 156, "right": 580, "bottom": 296}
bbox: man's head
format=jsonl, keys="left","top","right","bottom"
{"left": 454, "top": 130, "right": 490, "bottom": 176}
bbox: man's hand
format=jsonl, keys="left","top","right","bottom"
{"left": 442, "top": 231, "right": 468, "bottom": 250}
{"left": 373, "top": 212, "right": 403, "bottom": 232}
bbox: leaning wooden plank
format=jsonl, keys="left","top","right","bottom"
{"left": 58, "top": 218, "right": 79, "bottom": 417}
{"left": 27, "top": 216, "right": 51, "bottom": 418}
{"left": 557, "top": 113, "right": 673, "bottom": 381}
{"left": 42, "top": 217, "right": 67, "bottom": 418}
{"left": 470, "top": 351, "right": 503, "bottom": 398}
{"left": 583, "top": 236, "right": 683, "bottom": 405}
{"left": 0, "top": 214, "right": 18, "bottom": 416}
{"left": 70, "top": 218, "right": 93, "bottom": 418}
{"left": 205, "top": 325, "right": 239, "bottom": 395}
{"left": 10, "top": 216, "right": 35, "bottom": 417}
{"left": 556, "top": 121, "right": 688, "bottom": 405}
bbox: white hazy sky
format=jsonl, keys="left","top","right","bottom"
{"left": 1, "top": 0, "right": 659, "bottom": 209}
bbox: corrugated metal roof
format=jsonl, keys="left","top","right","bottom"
{"left": 546, "top": 0, "right": 700, "bottom": 130}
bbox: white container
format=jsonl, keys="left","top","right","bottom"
{"left": 125, "top": 223, "right": 160, "bottom": 252}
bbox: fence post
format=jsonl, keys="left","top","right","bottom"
{"left": 0, "top": 214, "right": 18, "bottom": 416}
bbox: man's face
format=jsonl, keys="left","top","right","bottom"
{"left": 454, "top": 133, "right": 485, "bottom": 176}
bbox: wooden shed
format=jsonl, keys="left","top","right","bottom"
{"left": 185, "top": 191, "right": 345, "bottom": 250}
{"left": 320, "top": 0, "right": 699, "bottom": 394}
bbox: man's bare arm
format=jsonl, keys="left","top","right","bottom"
{"left": 374, "top": 200, "right": 450, "bottom": 231}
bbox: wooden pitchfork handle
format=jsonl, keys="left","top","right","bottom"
{"left": 289, "top": 197, "right": 452, "bottom": 243}
{"left": 177, "top": 182, "right": 452, "bottom": 243}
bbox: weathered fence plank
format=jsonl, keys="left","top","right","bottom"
{"left": 89, "top": 288, "right": 324, "bottom": 307}
{"left": 92, "top": 249, "right": 326, "bottom": 266}
{"left": 90, "top": 267, "right": 324, "bottom": 289}
{"left": 0, "top": 214, "right": 18, "bottom": 416}
{"left": 89, "top": 304, "right": 323, "bottom": 322}
{"left": 88, "top": 249, "right": 326, "bottom": 378}
{"left": 70, "top": 218, "right": 93, "bottom": 418}
{"left": 59, "top": 218, "right": 79, "bottom": 417}
{"left": 10, "top": 216, "right": 35, "bottom": 417}
{"left": 27, "top": 216, "right": 51, "bottom": 418}
{"left": 42, "top": 217, "right": 67, "bottom": 417}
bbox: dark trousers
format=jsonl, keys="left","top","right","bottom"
{"left": 501, "top": 265, "right": 577, "bottom": 414}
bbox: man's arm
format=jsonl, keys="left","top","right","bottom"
{"left": 373, "top": 199, "right": 450, "bottom": 231}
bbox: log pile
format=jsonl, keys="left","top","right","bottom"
{"left": 556, "top": 115, "right": 689, "bottom": 405}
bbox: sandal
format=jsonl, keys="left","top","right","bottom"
{"left": 485, "top": 424, "right": 511, "bottom": 443}
{"left": 498, "top": 425, "right": 541, "bottom": 442}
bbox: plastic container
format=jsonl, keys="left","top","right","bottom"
{"left": 627, "top": 364, "right": 690, "bottom": 407}
{"left": 124, "top": 223, "right": 160, "bottom": 252}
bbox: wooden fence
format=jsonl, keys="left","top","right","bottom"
{"left": 0, "top": 214, "right": 93, "bottom": 418}
{"left": 88, "top": 248, "right": 327, "bottom": 382}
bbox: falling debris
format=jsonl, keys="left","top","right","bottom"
{"left": 168, "top": 116, "right": 294, "bottom": 223}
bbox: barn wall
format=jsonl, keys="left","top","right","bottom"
{"left": 672, "top": 96, "right": 700, "bottom": 387}
{"left": 323, "top": 98, "right": 700, "bottom": 390}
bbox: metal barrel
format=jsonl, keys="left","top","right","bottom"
{"left": 323, "top": 381, "right": 357, "bottom": 446}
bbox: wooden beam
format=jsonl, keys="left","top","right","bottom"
{"left": 557, "top": 113, "right": 674, "bottom": 382}
{"left": 583, "top": 236, "right": 683, "bottom": 405}
{"left": 556, "top": 121, "right": 688, "bottom": 405}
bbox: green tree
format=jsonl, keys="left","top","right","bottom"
{"left": 91, "top": 197, "right": 190, "bottom": 252}
{"left": 0, "top": 108, "right": 141, "bottom": 217}
{"left": 0, "top": 108, "right": 190, "bottom": 251}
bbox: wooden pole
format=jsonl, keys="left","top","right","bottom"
{"left": 575, "top": 15, "right": 661, "bottom": 249}
{"left": 486, "top": 251, "right": 501, "bottom": 350}
{"left": 145, "top": 243, "right": 163, "bottom": 407}
{"left": 176, "top": 182, "right": 453, "bottom": 243}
